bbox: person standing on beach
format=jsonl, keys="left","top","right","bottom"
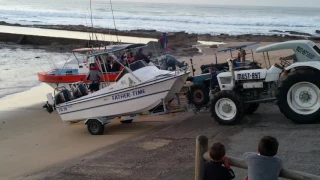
{"left": 160, "top": 35, "right": 165, "bottom": 49}
{"left": 160, "top": 33, "right": 168, "bottom": 49}
{"left": 163, "top": 33, "right": 168, "bottom": 49}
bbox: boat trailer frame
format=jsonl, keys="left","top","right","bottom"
{"left": 68, "top": 93, "right": 188, "bottom": 135}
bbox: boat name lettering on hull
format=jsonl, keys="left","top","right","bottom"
{"left": 112, "top": 89, "right": 145, "bottom": 100}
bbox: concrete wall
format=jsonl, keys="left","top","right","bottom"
{"left": 0, "top": 31, "right": 198, "bottom": 47}
{"left": 0, "top": 32, "right": 111, "bottom": 46}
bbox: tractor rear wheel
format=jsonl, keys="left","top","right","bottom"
{"left": 277, "top": 71, "right": 320, "bottom": 124}
{"left": 187, "top": 84, "right": 209, "bottom": 108}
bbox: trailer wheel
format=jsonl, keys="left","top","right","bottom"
{"left": 187, "top": 84, "right": 209, "bottom": 108}
{"left": 211, "top": 90, "right": 245, "bottom": 125}
{"left": 120, "top": 119, "right": 133, "bottom": 124}
{"left": 87, "top": 119, "right": 104, "bottom": 135}
{"left": 277, "top": 71, "right": 320, "bottom": 124}
{"left": 245, "top": 103, "right": 259, "bottom": 114}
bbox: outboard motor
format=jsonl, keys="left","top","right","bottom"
{"left": 73, "top": 83, "right": 89, "bottom": 99}
{"left": 55, "top": 89, "right": 74, "bottom": 105}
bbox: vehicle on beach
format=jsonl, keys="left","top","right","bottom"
{"left": 210, "top": 40, "right": 320, "bottom": 124}
{"left": 186, "top": 42, "right": 262, "bottom": 109}
{"left": 44, "top": 44, "right": 190, "bottom": 135}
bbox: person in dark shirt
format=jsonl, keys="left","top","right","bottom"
{"left": 203, "top": 142, "right": 235, "bottom": 180}
{"left": 209, "top": 67, "right": 219, "bottom": 89}
{"left": 111, "top": 59, "right": 121, "bottom": 72}
{"left": 134, "top": 48, "right": 150, "bottom": 64}
{"left": 101, "top": 60, "right": 112, "bottom": 73}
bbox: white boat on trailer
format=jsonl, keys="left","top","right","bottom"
{"left": 45, "top": 45, "right": 190, "bottom": 135}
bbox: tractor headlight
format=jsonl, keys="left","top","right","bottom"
{"left": 219, "top": 76, "right": 232, "bottom": 84}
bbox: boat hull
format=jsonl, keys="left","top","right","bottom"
{"left": 38, "top": 72, "right": 118, "bottom": 91}
{"left": 56, "top": 73, "right": 188, "bottom": 122}
{"left": 165, "top": 71, "right": 190, "bottom": 101}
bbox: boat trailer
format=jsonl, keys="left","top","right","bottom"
{"left": 66, "top": 93, "right": 188, "bottom": 135}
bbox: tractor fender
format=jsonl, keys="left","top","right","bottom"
{"left": 285, "top": 61, "right": 320, "bottom": 72}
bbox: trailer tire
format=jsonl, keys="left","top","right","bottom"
{"left": 87, "top": 119, "right": 104, "bottom": 135}
{"left": 120, "top": 119, "right": 133, "bottom": 124}
{"left": 187, "top": 84, "right": 209, "bottom": 108}
{"left": 211, "top": 90, "right": 245, "bottom": 125}
{"left": 277, "top": 71, "right": 320, "bottom": 124}
{"left": 245, "top": 103, "right": 259, "bottom": 114}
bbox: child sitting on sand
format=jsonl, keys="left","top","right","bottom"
{"left": 203, "top": 142, "right": 235, "bottom": 180}
{"left": 243, "top": 136, "right": 283, "bottom": 180}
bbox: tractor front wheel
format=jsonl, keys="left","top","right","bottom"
{"left": 211, "top": 90, "right": 245, "bottom": 125}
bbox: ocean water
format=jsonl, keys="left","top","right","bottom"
{"left": 0, "top": 44, "right": 71, "bottom": 98}
{"left": 0, "top": 0, "right": 320, "bottom": 36}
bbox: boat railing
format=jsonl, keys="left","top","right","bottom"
{"left": 195, "top": 135, "right": 320, "bottom": 180}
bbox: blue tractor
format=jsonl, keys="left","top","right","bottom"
{"left": 186, "top": 42, "right": 262, "bottom": 109}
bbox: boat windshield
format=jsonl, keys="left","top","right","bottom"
{"left": 115, "top": 60, "right": 148, "bottom": 82}
{"left": 128, "top": 60, "right": 148, "bottom": 71}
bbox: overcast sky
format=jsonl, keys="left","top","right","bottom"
{"left": 112, "top": 0, "right": 320, "bottom": 8}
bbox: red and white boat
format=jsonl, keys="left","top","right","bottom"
{"left": 37, "top": 44, "right": 143, "bottom": 90}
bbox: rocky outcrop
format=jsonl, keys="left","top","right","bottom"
{"left": 284, "top": 31, "right": 312, "bottom": 37}
{"left": 316, "top": 30, "right": 320, "bottom": 34}
{"left": 210, "top": 45, "right": 218, "bottom": 48}
{"left": 309, "top": 37, "right": 320, "bottom": 41}
{"left": 182, "top": 47, "right": 199, "bottom": 52}
{"left": 270, "top": 30, "right": 312, "bottom": 37}
{"left": 270, "top": 30, "right": 283, "bottom": 33}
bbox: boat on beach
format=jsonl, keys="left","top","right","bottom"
{"left": 45, "top": 44, "right": 190, "bottom": 135}
{"left": 37, "top": 44, "right": 146, "bottom": 90}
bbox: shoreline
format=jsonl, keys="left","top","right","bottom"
{"left": 1, "top": 21, "right": 320, "bottom": 44}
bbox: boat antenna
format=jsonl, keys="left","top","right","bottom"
{"left": 89, "top": 0, "right": 94, "bottom": 42}
{"left": 57, "top": 53, "right": 73, "bottom": 75}
{"left": 89, "top": 0, "right": 99, "bottom": 47}
{"left": 109, "top": 0, "right": 119, "bottom": 44}
{"left": 85, "top": 18, "right": 91, "bottom": 41}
